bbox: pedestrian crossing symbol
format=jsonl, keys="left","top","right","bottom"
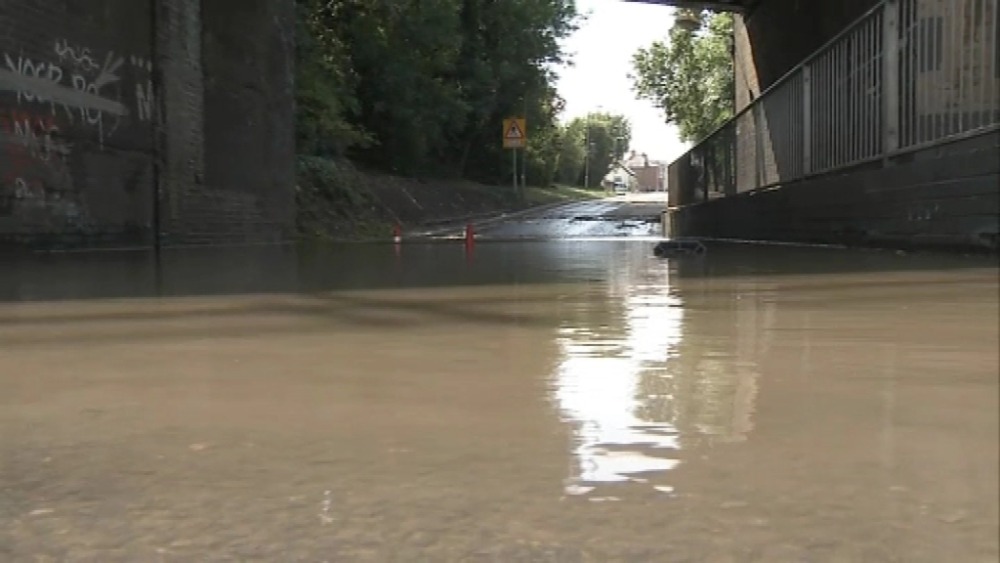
{"left": 503, "top": 118, "right": 527, "bottom": 149}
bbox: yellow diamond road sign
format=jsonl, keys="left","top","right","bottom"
{"left": 503, "top": 118, "right": 527, "bottom": 149}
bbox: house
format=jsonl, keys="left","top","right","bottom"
{"left": 625, "top": 151, "right": 667, "bottom": 192}
{"left": 601, "top": 161, "right": 636, "bottom": 192}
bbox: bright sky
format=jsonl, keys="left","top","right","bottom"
{"left": 555, "top": 0, "right": 690, "bottom": 163}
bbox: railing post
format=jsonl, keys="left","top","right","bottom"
{"left": 754, "top": 104, "right": 764, "bottom": 189}
{"left": 802, "top": 65, "right": 812, "bottom": 175}
{"left": 726, "top": 124, "right": 736, "bottom": 195}
{"left": 882, "top": 0, "right": 900, "bottom": 157}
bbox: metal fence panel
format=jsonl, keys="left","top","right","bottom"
{"left": 668, "top": 0, "right": 999, "bottom": 208}
{"left": 808, "top": 9, "right": 884, "bottom": 173}
{"left": 897, "top": 0, "right": 1000, "bottom": 149}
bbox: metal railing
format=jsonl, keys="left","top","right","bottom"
{"left": 671, "top": 0, "right": 1000, "bottom": 206}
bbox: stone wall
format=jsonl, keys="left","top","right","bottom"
{"left": 0, "top": 0, "right": 295, "bottom": 250}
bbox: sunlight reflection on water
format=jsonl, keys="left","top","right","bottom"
{"left": 551, "top": 260, "right": 686, "bottom": 497}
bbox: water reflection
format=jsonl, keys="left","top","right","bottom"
{"left": 2, "top": 241, "right": 996, "bottom": 559}
{"left": 662, "top": 279, "right": 771, "bottom": 445}
{"left": 551, "top": 250, "right": 685, "bottom": 497}
{"left": 551, "top": 248, "right": 772, "bottom": 498}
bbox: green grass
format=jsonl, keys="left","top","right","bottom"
{"left": 296, "top": 154, "right": 606, "bottom": 241}
{"left": 522, "top": 184, "right": 602, "bottom": 206}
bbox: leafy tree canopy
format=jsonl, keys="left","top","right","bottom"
{"left": 630, "top": 11, "right": 734, "bottom": 143}
{"left": 296, "top": 0, "right": 582, "bottom": 184}
{"left": 558, "top": 113, "right": 632, "bottom": 188}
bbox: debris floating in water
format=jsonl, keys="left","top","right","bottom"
{"left": 653, "top": 239, "right": 707, "bottom": 257}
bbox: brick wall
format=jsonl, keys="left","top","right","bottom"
{"left": 0, "top": 0, "right": 295, "bottom": 250}
{"left": 632, "top": 166, "right": 663, "bottom": 192}
{"left": 155, "top": 0, "right": 204, "bottom": 247}
{"left": 200, "top": 0, "right": 296, "bottom": 245}
{"left": 0, "top": 0, "right": 157, "bottom": 247}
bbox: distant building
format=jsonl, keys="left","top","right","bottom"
{"left": 602, "top": 162, "right": 636, "bottom": 192}
{"left": 625, "top": 151, "right": 667, "bottom": 192}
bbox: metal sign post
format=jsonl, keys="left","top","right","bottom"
{"left": 512, "top": 148, "right": 518, "bottom": 192}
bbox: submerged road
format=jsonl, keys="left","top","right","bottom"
{"left": 2, "top": 209, "right": 998, "bottom": 561}
{"left": 417, "top": 192, "right": 668, "bottom": 240}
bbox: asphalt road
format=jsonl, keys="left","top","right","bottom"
{"left": 419, "top": 192, "right": 669, "bottom": 241}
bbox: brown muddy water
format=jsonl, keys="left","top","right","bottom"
{"left": 1, "top": 242, "right": 997, "bottom": 562}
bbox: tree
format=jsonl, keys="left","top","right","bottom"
{"left": 582, "top": 112, "right": 632, "bottom": 188}
{"left": 295, "top": 0, "right": 580, "bottom": 183}
{"left": 338, "top": 0, "right": 468, "bottom": 175}
{"left": 630, "top": 12, "right": 734, "bottom": 143}
{"left": 450, "top": 0, "right": 578, "bottom": 182}
{"left": 295, "top": 0, "right": 370, "bottom": 157}
{"left": 555, "top": 119, "right": 586, "bottom": 186}
{"left": 523, "top": 91, "right": 566, "bottom": 187}
{"left": 554, "top": 113, "right": 632, "bottom": 188}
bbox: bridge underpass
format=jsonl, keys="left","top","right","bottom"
{"left": 1, "top": 0, "right": 995, "bottom": 251}
{"left": 1, "top": 5, "right": 997, "bottom": 560}
{"left": 623, "top": 0, "right": 755, "bottom": 11}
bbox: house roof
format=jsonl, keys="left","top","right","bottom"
{"left": 624, "top": 154, "right": 667, "bottom": 169}
{"left": 604, "top": 161, "right": 637, "bottom": 180}
{"left": 620, "top": 0, "right": 760, "bottom": 13}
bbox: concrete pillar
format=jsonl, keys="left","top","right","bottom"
{"left": 154, "top": 0, "right": 295, "bottom": 245}
{"left": 154, "top": 0, "right": 206, "bottom": 245}
{"left": 201, "top": 0, "right": 296, "bottom": 242}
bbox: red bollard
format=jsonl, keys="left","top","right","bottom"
{"left": 392, "top": 223, "right": 402, "bottom": 244}
{"left": 464, "top": 223, "right": 475, "bottom": 263}
{"left": 464, "top": 223, "right": 475, "bottom": 247}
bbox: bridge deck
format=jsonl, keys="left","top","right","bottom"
{"left": 621, "top": 0, "right": 759, "bottom": 13}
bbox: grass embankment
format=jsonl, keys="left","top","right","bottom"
{"left": 296, "top": 156, "right": 600, "bottom": 241}
{"left": 522, "top": 184, "right": 600, "bottom": 206}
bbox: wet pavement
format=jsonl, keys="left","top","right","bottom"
{"left": 0, "top": 238, "right": 998, "bottom": 562}
{"left": 415, "top": 197, "right": 667, "bottom": 240}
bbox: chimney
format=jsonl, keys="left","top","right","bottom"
{"left": 642, "top": 152, "right": 649, "bottom": 167}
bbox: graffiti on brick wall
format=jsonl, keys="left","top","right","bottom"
{"left": 0, "top": 107, "right": 78, "bottom": 217}
{"left": 129, "top": 55, "right": 155, "bottom": 123}
{"left": 0, "top": 38, "right": 154, "bottom": 218}
{"left": 0, "top": 108, "right": 69, "bottom": 206}
{"left": 1, "top": 38, "right": 155, "bottom": 144}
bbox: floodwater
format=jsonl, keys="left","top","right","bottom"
{"left": 1, "top": 242, "right": 997, "bottom": 562}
